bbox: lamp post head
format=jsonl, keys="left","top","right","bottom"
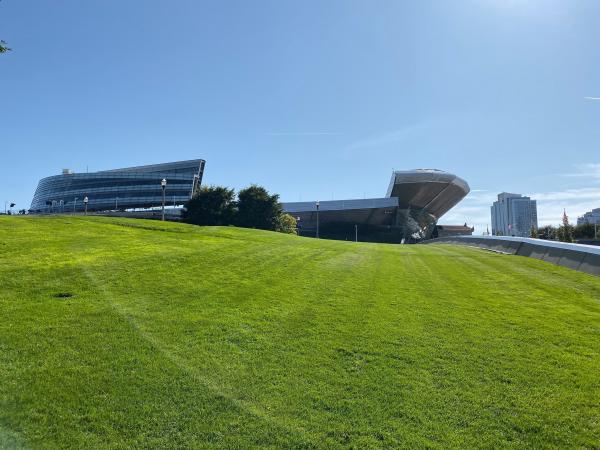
{"left": 83, "top": 196, "right": 88, "bottom": 204}
{"left": 161, "top": 178, "right": 167, "bottom": 187}
{"left": 316, "top": 200, "right": 320, "bottom": 208}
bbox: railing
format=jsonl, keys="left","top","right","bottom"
{"left": 423, "top": 235, "right": 600, "bottom": 276}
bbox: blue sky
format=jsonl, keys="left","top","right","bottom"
{"left": 1, "top": 0, "right": 599, "bottom": 231}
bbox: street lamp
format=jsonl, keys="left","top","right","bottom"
{"left": 161, "top": 178, "right": 167, "bottom": 221}
{"left": 83, "top": 196, "right": 89, "bottom": 215}
{"left": 73, "top": 197, "right": 78, "bottom": 213}
{"left": 296, "top": 216, "right": 301, "bottom": 236}
{"left": 355, "top": 224, "right": 358, "bottom": 242}
{"left": 115, "top": 196, "right": 118, "bottom": 211}
{"left": 315, "top": 200, "right": 320, "bottom": 239}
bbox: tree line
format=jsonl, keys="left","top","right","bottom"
{"left": 182, "top": 184, "right": 297, "bottom": 234}
{"left": 529, "top": 210, "right": 598, "bottom": 243}
{"left": 534, "top": 223, "right": 597, "bottom": 243}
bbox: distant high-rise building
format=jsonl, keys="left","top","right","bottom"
{"left": 491, "top": 193, "right": 538, "bottom": 237}
{"left": 577, "top": 208, "right": 600, "bottom": 226}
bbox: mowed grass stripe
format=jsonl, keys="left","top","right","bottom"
{"left": 0, "top": 216, "right": 599, "bottom": 448}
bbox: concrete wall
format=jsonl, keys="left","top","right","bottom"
{"left": 423, "top": 236, "right": 600, "bottom": 277}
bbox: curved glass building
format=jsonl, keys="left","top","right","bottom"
{"left": 30, "top": 159, "right": 205, "bottom": 213}
{"left": 283, "top": 169, "right": 469, "bottom": 242}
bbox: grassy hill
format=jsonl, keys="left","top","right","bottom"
{"left": 1, "top": 216, "right": 599, "bottom": 448}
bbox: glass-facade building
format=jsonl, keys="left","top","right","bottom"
{"left": 283, "top": 169, "right": 470, "bottom": 242}
{"left": 577, "top": 208, "right": 600, "bottom": 226}
{"left": 490, "top": 192, "right": 538, "bottom": 237}
{"left": 30, "top": 160, "right": 205, "bottom": 213}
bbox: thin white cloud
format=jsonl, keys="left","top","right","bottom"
{"left": 584, "top": 97, "right": 600, "bottom": 100}
{"left": 463, "top": 191, "right": 497, "bottom": 203}
{"left": 531, "top": 187, "right": 600, "bottom": 201}
{"left": 535, "top": 198, "right": 598, "bottom": 225}
{"left": 562, "top": 163, "right": 600, "bottom": 179}
{"left": 532, "top": 188, "right": 599, "bottom": 225}
{"left": 345, "top": 131, "right": 407, "bottom": 152}
{"left": 265, "top": 132, "right": 342, "bottom": 136}
{"left": 344, "top": 123, "right": 429, "bottom": 153}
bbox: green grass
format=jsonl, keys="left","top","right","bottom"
{"left": 0, "top": 216, "right": 599, "bottom": 449}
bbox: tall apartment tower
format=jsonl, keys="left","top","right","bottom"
{"left": 491, "top": 193, "right": 538, "bottom": 237}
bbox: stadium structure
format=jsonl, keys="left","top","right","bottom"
{"left": 29, "top": 160, "right": 205, "bottom": 213}
{"left": 30, "top": 161, "right": 469, "bottom": 243}
{"left": 282, "top": 169, "right": 470, "bottom": 242}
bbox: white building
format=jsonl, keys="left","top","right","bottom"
{"left": 577, "top": 208, "right": 600, "bottom": 226}
{"left": 491, "top": 193, "right": 538, "bottom": 237}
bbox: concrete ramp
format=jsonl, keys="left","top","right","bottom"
{"left": 423, "top": 236, "right": 600, "bottom": 277}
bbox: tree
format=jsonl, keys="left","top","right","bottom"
{"left": 562, "top": 209, "right": 569, "bottom": 228}
{"left": 530, "top": 225, "right": 538, "bottom": 238}
{"left": 182, "top": 186, "right": 236, "bottom": 226}
{"left": 557, "top": 210, "right": 574, "bottom": 243}
{"left": 538, "top": 225, "right": 556, "bottom": 240}
{"left": 276, "top": 213, "right": 297, "bottom": 234}
{"left": 183, "top": 184, "right": 289, "bottom": 233}
{"left": 557, "top": 226, "right": 573, "bottom": 243}
{"left": 573, "top": 223, "right": 596, "bottom": 239}
{"left": 235, "top": 185, "right": 282, "bottom": 230}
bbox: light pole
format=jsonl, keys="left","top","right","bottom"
{"left": 73, "top": 198, "right": 78, "bottom": 213}
{"left": 161, "top": 178, "right": 167, "bottom": 221}
{"left": 83, "top": 196, "right": 88, "bottom": 215}
{"left": 115, "top": 197, "right": 118, "bottom": 211}
{"left": 355, "top": 224, "right": 358, "bottom": 242}
{"left": 315, "top": 201, "right": 320, "bottom": 239}
{"left": 296, "top": 216, "right": 301, "bottom": 236}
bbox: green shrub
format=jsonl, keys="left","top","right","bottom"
{"left": 276, "top": 213, "right": 297, "bottom": 234}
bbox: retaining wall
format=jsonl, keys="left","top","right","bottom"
{"left": 423, "top": 236, "right": 600, "bottom": 277}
